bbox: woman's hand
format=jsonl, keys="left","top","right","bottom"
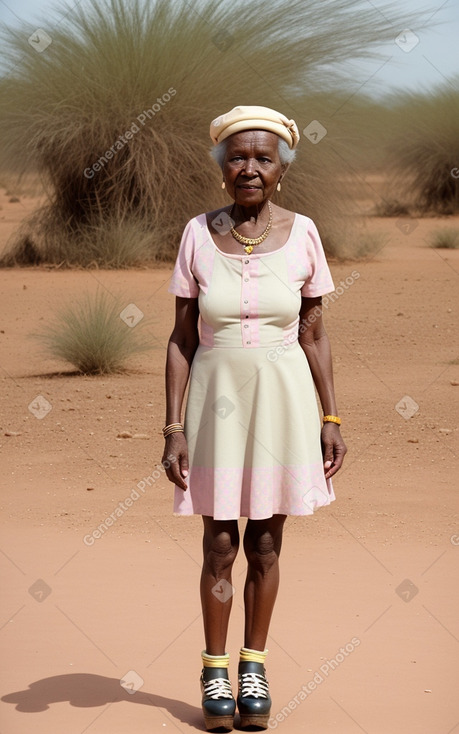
{"left": 321, "top": 423, "right": 347, "bottom": 480}
{"left": 162, "top": 432, "right": 190, "bottom": 490}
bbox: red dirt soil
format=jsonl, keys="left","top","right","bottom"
{"left": 0, "top": 188, "right": 458, "bottom": 733}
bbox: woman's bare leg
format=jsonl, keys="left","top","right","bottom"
{"left": 243, "top": 514, "right": 286, "bottom": 651}
{"left": 200, "top": 516, "right": 240, "bottom": 655}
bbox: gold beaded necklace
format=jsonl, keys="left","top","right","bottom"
{"left": 230, "top": 201, "right": 273, "bottom": 254}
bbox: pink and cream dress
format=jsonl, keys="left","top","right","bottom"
{"left": 169, "top": 212, "right": 336, "bottom": 521}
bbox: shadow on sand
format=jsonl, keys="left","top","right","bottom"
{"left": 1, "top": 672, "right": 203, "bottom": 728}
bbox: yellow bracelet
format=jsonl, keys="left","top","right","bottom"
{"left": 323, "top": 415, "right": 341, "bottom": 426}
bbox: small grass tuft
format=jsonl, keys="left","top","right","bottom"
{"left": 33, "top": 291, "right": 154, "bottom": 374}
{"left": 352, "top": 231, "right": 389, "bottom": 259}
{"left": 327, "top": 228, "right": 389, "bottom": 259}
{"left": 429, "top": 228, "right": 459, "bottom": 249}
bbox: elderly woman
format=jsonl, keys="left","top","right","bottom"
{"left": 162, "top": 105, "right": 347, "bottom": 732}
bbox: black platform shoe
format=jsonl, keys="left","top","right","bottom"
{"left": 200, "top": 666, "right": 236, "bottom": 732}
{"left": 237, "top": 660, "right": 271, "bottom": 730}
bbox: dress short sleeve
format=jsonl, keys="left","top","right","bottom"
{"left": 168, "top": 219, "right": 199, "bottom": 298}
{"left": 301, "top": 218, "right": 335, "bottom": 298}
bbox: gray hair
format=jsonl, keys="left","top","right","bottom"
{"left": 210, "top": 137, "right": 296, "bottom": 168}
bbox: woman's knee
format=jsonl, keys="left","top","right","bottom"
{"left": 202, "top": 521, "right": 239, "bottom": 576}
{"left": 244, "top": 530, "right": 281, "bottom": 574}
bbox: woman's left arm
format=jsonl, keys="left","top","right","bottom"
{"left": 298, "top": 296, "right": 347, "bottom": 479}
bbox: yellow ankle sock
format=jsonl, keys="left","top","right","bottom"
{"left": 239, "top": 647, "right": 268, "bottom": 664}
{"left": 201, "top": 650, "right": 230, "bottom": 668}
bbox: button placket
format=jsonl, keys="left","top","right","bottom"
{"left": 241, "top": 258, "right": 253, "bottom": 347}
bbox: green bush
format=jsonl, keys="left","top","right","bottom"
{"left": 33, "top": 291, "right": 154, "bottom": 373}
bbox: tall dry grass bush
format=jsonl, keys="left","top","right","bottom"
{"left": 377, "top": 85, "right": 459, "bottom": 215}
{"left": 0, "top": 0, "right": 420, "bottom": 265}
{"left": 288, "top": 92, "right": 399, "bottom": 231}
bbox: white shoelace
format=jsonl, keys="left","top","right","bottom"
{"left": 202, "top": 677, "right": 234, "bottom": 700}
{"left": 239, "top": 672, "right": 269, "bottom": 699}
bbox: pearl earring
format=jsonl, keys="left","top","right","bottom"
{"left": 221, "top": 181, "right": 226, "bottom": 189}
{"left": 277, "top": 182, "right": 281, "bottom": 192}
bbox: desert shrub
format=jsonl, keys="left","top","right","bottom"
{"left": 429, "top": 228, "right": 459, "bottom": 249}
{"left": 3, "top": 212, "right": 159, "bottom": 267}
{"left": 0, "top": 0, "right": 420, "bottom": 265}
{"left": 379, "top": 86, "right": 459, "bottom": 215}
{"left": 33, "top": 291, "right": 154, "bottom": 373}
{"left": 373, "top": 199, "right": 411, "bottom": 217}
{"left": 353, "top": 231, "right": 389, "bottom": 258}
{"left": 325, "top": 227, "right": 389, "bottom": 259}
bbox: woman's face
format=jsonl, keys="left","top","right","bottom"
{"left": 222, "top": 130, "right": 286, "bottom": 208}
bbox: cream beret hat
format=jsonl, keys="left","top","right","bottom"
{"left": 210, "top": 105, "right": 300, "bottom": 150}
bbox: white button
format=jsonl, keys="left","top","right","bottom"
{"left": 244, "top": 324, "right": 249, "bottom": 328}
{"left": 244, "top": 299, "right": 248, "bottom": 304}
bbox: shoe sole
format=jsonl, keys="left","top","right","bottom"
{"left": 203, "top": 714, "right": 234, "bottom": 731}
{"left": 239, "top": 713, "right": 270, "bottom": 729}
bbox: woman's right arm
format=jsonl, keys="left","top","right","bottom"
{"left": 162, "top": 296, "right": 200, "bottom": 490}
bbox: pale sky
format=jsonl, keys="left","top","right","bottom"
{"left": 0, "top": 0, "right": 458, "bottom": 97}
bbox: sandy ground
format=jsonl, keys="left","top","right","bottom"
{"left": 0, "top": 186, "right": 458, "bottom": 733}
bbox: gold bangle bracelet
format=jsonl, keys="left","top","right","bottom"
{"left": 323, "top": 415, "right": 341, "bottom": 426}
{"left": 163, "top": 423, "right": 184, "bottom": 437}
{"left": 163, "top": 428, "right": 184, "bottom": 437}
